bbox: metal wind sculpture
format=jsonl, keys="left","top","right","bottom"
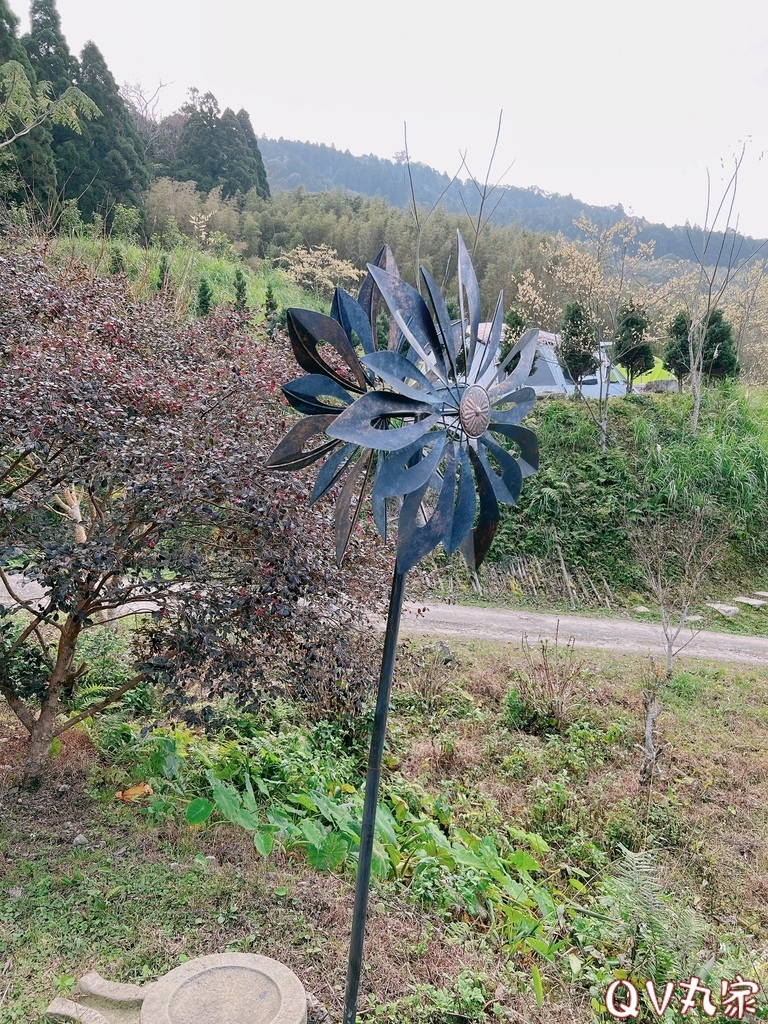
{"left": 266, "top": 232, "right": 539, "bottom": 1024}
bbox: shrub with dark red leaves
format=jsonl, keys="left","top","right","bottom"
{"left": 0, "top": 234, "right": 386, "bottom": 769}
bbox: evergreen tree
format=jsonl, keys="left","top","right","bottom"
{"left": 23, "top": 0, "right": 77, "bottom": 94}
{"left": 663, "top": 310, "right": 690, "bottom": 392}
{"left": 23, "top": 0, "right": 82, "bottom": 205}
{"left": 614, "top": 299, "right": 653, "bottom": 393}
{"left": 703, "top": 308, "right": 739, "bottom": 380}
{"left": 173, "top": 91, "right": 269, "bottom": 198}
{"left": 0, "top": 0, "right": 57, "bottom": 200}
{"left": 233, "top": 266, "right": 247, "bottom": 311}
{"left": 24, "top": 5, "right": 148, "bottom": 219}
{"left": 64, "top": 42, "right": 149, "bottom": 218}
{"left": 233, "top": 108, "right": 269, "bottom": 198}
{"left": 663, "top": 308, "right": 739, "bottom": 391}
{"left": 559, "top": 301, "right": 598, "bottom": 387}
{"left": 196, "top": 276, "right": 213, "bottom": 316}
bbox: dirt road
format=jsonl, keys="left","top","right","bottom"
{"left": 398, "top": 601, "right": 768, "bottom": 667}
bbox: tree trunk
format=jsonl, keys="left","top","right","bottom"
{"left": 25, "top": 616, "right": 81, "bottom": 776}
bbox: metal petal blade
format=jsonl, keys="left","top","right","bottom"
{"left": 310, "top": 442, "right": 359, "bottom": 505}
{"left": 477, "top": 433, "right": 523, "bottom": 505}
{"left": 331, "top": 288, "right": 376, "bottom": 362}
{"left": 265, "top": 414, "right": 340, "bottom": 471}
{"left": 326, "top": 391, "right": 442, "bottom": 452}
{"left": 486, "top": 422, "right": 539, "bottom": 478}
{"left": 396, "top": 445, "right": 458, "bottom": 573}
{"left": 358, "top": 244, "right": 399, "bottom": 339}
{"left": 491, "top": 328, "right": 540, "bottom": 392}
{"left": 472, "top": 290, "right": 505, "bottom": 386}
{"left": 420, "top": 266, "right": 458, "bottom": 380}
{"left": 287, "top": 308, "right": 368, "bottom": 392}
{"left": 374, "top": 432, "right": 448, "bottom": 499}
{"left": 459, "top": 447, "right": 499, "bottom": 570}
{"left": 444, "top": 445, "right": 477, "bottom": 555}
{"left": 371, "top": 453, "right": 388, "bottom": 542}
{"left": 282, "top": 374, "right": 354, "bottom": 416}
{"left": 361, "top": 350, "right": 442, "bottom": 404}
{"left": 366, "top": 265, "right": 448, "bottom": 381}
{"left": 457, "top": 231, "right": 481, "bottom": 373}
{"left": 490, "top": 386, "right": 537, "bottom": 425}
{"left": 335, "top": 449, "right": 374, "bottom": 565}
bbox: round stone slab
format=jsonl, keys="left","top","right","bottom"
{"left": 140, "top": 954, "right": 306, "bottom": 1024}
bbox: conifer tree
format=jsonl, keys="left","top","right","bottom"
{"left": 559, "top": 301, "right": 598, "bottom": 388}
{"left": 663, "top": 308, "right": 739, "bottom": 390}
{"left": 174, "top": 91, "right": 269, "bottom": 199}
{"left": 614, "top": 299, "right": 653, "bottom": 393}
{"left": 65, "top": 42, "right": 149, "bottom": 218}
{"left": 234, "top": 266, "right": 247, "bottom": 311}
{"left": 196, "top": 276, "right": 213, "bottom": 316}
{"left": 0, "top": 0, "right": 57, "bottom": 200}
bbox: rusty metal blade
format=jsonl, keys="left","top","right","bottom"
{"left": 361, "top": 350, "right": 442, "bottom": 404}
{"left": 326, "top": 391, "right": 441, "bottom": 452}
{"left": 457, "top": 231, "right": 481, "bottom": 373}
{"left": 264, "top": 414, "right": 339, "bottom": 470}
{"left": 310, "top": 442, "right": 359, "bottom": 505}
{"left": 282, "top": 374, "right": 353, "bottom": 416}
{"left": 335, "top": 449, "right": 374, "bottom": 564}
{"left": 287, "top": 309, "right": 368, "bottom": 392}
{"left": 486, "top": 422, "right": 539, "bottom": 478}
{"left": 374, "top": 432, "right": 448, "bottom": 499}
{"left": 366, "top": 265, "right": 448, "bottom": 381}
{"left": 477, "top": 433, "right": 522, "bottom": 505}
{"left": 459, "top": 447, "right": 499, "bottom": 570}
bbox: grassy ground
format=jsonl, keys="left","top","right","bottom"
{"left": 2, "top": 641, "right": 768, "bottom": 1022}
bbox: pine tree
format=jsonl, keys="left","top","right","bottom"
{"left": 663, "top": 308, "right": 739, "bottom": 391}
{"left": 614, "top": 299, "right": 653, "bottom": 393}
{"left": 66, "top": 42, "right": 149, "bottom": 218}
{"left": 233, "top": 267, "right": 247, "bottom": 312}
{"left": 233, "top": 108, "right": 269, "bottom": 198}
{"left": 173, "top": 91, "right": 269, "bottom": 198}
{"left": 0, "top": 0, "right": 57, "bottom": 201}
{"left": 559, "top": 301, "right": 598, "bottom": 387}
{"left": 196, "top": 276, "right": 213, "bottom": 316}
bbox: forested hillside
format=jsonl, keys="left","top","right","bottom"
{"left": 259, "top": 137, "right": 768, "bottom": 264}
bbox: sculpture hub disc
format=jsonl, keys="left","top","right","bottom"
{"left": 459, "top": 385, "right": 491, "bottom": 437}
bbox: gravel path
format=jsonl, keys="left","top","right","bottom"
{"left": 399, "top": 601, "right": 768, "bottom": 667}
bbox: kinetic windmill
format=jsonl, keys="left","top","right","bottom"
{"left": 266, "top": 232, "right": 539, "bottom": 1024}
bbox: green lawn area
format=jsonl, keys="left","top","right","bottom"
{"left": 2, "top": 640, "right": 768, "bottom": 1022}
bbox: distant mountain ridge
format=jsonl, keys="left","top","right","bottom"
{"left": 259, "top": 137, "right": 766, "bottom": 264}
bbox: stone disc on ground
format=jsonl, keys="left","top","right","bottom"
{"left": 139, "top": 954, "right": 306, "bottom": 1024}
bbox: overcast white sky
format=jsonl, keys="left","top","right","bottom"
{"left": 10, "top": 0, "right": 768, "bottom": 237}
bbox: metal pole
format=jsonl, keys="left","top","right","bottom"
{"left": 342, "top": 567, "right": 407, "bottom": 1024}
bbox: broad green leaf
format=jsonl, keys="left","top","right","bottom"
{"left": 232, "top": 807, "right": 260, "bottom": 831}
{"left": 186, "top": 798, "right": 214, "bottom": 825}
{"left": 370, "top": 841, "right": 390, "bottom": 879}
{"left": 374, "top": 803, "right": 399, "bottom": 848}
{"left": 210, "top": 778, "right": 243, "bottom": 824}
{"left": 527, "top": 936, "right": 555, "bottom": 960}
{"left": 508, "top": 850, "right": 540, "bottom": 873}
{"left": 299, "top": 819, "right": 327, "bottom": 849}
{"left": 287, "top": 792, "right": 317, "bottom": 812}
{"left": 242, "top": 773, "right": 258, "bottom": 815}
{"left": 307, "top": 832, "right": 348, "bottom": 871}
{"left": 253, "top": 828, "right": 276, "bottom": 858}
